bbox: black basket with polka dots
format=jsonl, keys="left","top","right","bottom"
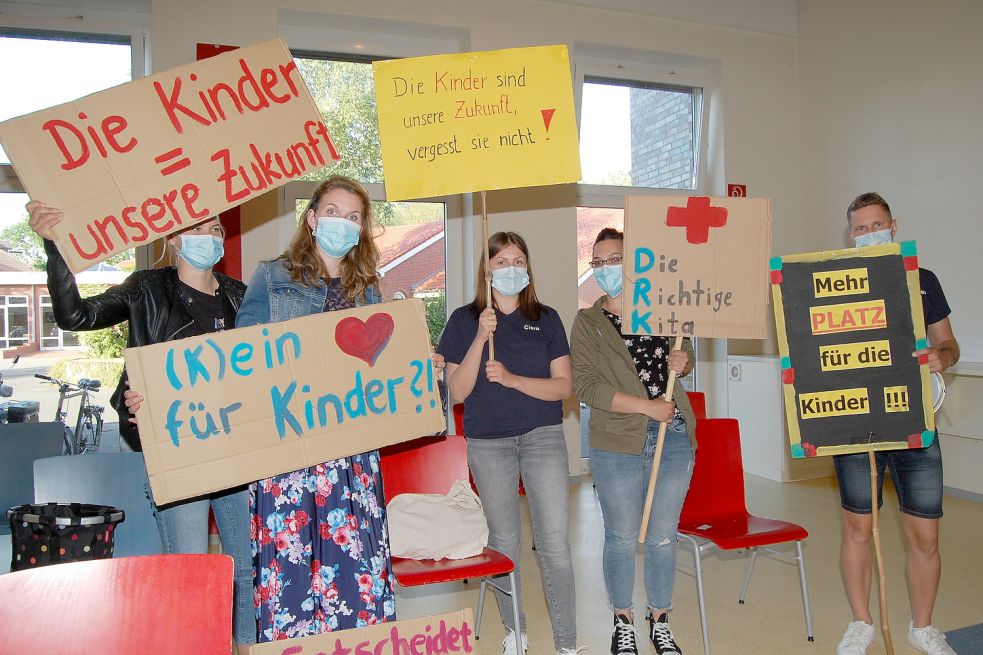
{"left": 7, "top": 503, "right": 125, "bottom": 571}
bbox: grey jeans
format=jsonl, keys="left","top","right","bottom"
{"left": 466, "top": 424, "right": 576, "bottom": 651}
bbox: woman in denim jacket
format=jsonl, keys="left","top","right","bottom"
{"left": 236, "top": 175, "right": 391, "bottom": 641}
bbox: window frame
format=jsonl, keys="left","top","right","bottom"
{"left": 0, "top": 14, "right": 147, "bottom": 265}
{"left": 573, "top": 60, "right": 712, "bottom": 209}
{"left": 1, "top": 294, "right": 30, "bottom": 349}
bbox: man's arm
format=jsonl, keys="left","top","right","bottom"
{"left": 916, "top": 317, "right": 960, "bottom": 373}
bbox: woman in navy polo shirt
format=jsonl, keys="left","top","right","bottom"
{"left": 437, "top": 231, "right": 579, "bottom": 655}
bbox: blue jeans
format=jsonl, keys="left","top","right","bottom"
{"left": 590, "top": 418, "right": 694, "bottom": 612}
{"left": 467, "top": 424, "right": 577, "bottom": 651}
{"left": 148, "top": 479, "right": 256, "bottom": 645}
{"left": 833, "top": 437, "right": 944, "bottom": 519}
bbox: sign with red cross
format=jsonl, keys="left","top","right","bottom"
{"left": 622, "top": 195, "right": 772, "bottom": 338}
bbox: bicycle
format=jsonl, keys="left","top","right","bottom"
{"left": 34, "top": 374, "right": 105, "bottom": 455}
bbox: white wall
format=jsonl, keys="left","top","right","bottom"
{"left": 799, "top": 0, "right": 983, "bottom": 361}
{"left": 798, "top": 0, "right": 983, "bottom": 493}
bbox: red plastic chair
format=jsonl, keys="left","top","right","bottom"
{"left": 686, "top": 390, "right": 707, "bottom": 420}
{"left": 379, "top": 434, "right": 522, "bottom": 655}
{"left": 677, "top": 418, "right": 814, "bottom": 655}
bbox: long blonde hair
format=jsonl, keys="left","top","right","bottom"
{"left": 281, "top": 175, "right": 380, "bottom": 302}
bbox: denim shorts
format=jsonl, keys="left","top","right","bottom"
{"left": 833, "top": 437, "right": 943, "bottom": 519}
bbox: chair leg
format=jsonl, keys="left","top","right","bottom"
{"left": 738, "top": 547, "right": 759, "bottom": 604}
{"left": 475, "top": 578, "right": 488, "bottom": 640}
{"left": 679, "top": 534, "right": 711, "bottom": 655}
{"left": 507, "top": 571, "right": 523, "bottom": 653}
{"left": 795, "top": 541, "right": 815, "bottom": 642}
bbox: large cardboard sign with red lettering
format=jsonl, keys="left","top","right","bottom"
{"left": 124, "top": 299, "right": 444, "bottom": 506}
{"left": 247, "top": 609, "right": 475, "bottom": 655}
{"left": 771, "top": 242, "right": 935, "bottom": 457}
{"left": 622, "top": 196, "right": 772, "bottom": 338}
{"left": 0, "top": 38, "right": 335, "bottom": 273}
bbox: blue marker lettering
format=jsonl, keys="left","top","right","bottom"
{"left": 205, "top": 339, "right": 225, "bottom": 380}
{"left": 365, "top": 379, "right": 386, "bottom": 414}
{"left": 633, "top": 278, "right": 652, "bottom": 308}
{"left": 631, "top": 310, "right": 652, "bottom": 334}
{"left": 386, "top": 376, "right": 405, "bottom": 413}
{"left": 635, "top": 247, "right": 654, "bottom": 273}
{"left": 345, "top": 371, "right": 367, "bottom": 418}
{"left": 276, "top": 331, "right": 301, "bottom": 364}
{"left": 165, "top": 400, "right": 183, "bottom": 447}
{"left": 230, "top": 342, "right": 254, "bottom": 376}
{"left": 165, "top": 348, "right": 183, "bottom": 390}
{"left": 270, "top": 382, "right": 302, "bottom": 439}
{"left": 183, "top": 345, "right": 210, "bottom": 386}
{"left": 218, "top": 402, "right": 242, "bottom": 434}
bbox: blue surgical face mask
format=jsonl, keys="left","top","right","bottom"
{"left": 178, "top": 234, "right": 224, "bottom": 270}
{"left": 491, "top": 266, "right": 530, "bottom": 297}
{"left": 854, "top": 228, "right": 893, "bottom": 248}
{"left": 314, "top": 217, "right": 361, "bottom": 258}
{"left": 593, "top": 263, "right": 623, "bottom": 298}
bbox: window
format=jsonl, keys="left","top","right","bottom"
{"left": 293, "top": 53, "right": 384, "bottom": 184}
{"left": 1, "top": 295, "right": 28, "bottom": 348}
{"left": 579, "top": 76, "right": 703, "bottom": 190}
{"left": 0, "top": 28, "right": 135, "bottom": 271}
{"left": 40, "top": 294, "right": 81, "bottom": 350}
{"left": 286, "top": 51, "right": 457, "bottom": 346}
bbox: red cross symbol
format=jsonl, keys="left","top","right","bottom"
{"left": 665, "top": 197, "right": 728, "bottom": 244}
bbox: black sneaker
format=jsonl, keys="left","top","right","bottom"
{"left": 647, "top": 613, "right": 682, "bottom": 655}
{"left": 611, "top": 614, "right": 639, "bottom": 654}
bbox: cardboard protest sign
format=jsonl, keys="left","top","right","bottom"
{"left": 124, "top": 299, "right": 444, "bottom": 506}
{"left": 771, "top": 242, "right": 935, "bottom": 457}
{"left": 622, "top": 196, "right": 772, "bottom": 338}
{"left": 372, "top": 45, "right": 581, "bottom": 201}
{"left": 247, "top": 609, "right": 475, "bottom": 655}
{"left": 0, "top": 38, "right": 335, "bottom": 273}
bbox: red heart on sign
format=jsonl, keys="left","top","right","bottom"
{"left": 335, "top": 313, "right": 395, "bottom": 367}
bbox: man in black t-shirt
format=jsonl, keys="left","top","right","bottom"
{"left": 834, "top": 193, "right": 961, "bottom": 655}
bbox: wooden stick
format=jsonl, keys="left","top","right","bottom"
{"left": 480, "top": 190, "right": 494, "bottom": 360}
{"left": 638, "top": 335, "right": 684, "bottom": 543}
{"left": 869, "top": 450, "right": 894, "bottom": 654}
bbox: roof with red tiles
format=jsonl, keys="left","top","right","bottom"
{"left": 0, "top": 250, "right": 34, "bottom": 272}
{"left": 375, "top": 222, "right": 444, "bottom": 268}
{"left": 576, "top": 207, "right": 624, "bottom": 277}
{"left": 414, "top": 269, "right": 445, "bottom": 293}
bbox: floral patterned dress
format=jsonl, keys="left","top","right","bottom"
{"left": 252, "top": 281, "right": 395, "bottom": 641}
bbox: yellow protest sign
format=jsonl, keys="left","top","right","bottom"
{"left": 373, "top": 45, "right": 581, "bottom": 200}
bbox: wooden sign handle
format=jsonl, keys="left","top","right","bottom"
{"left": 638, "top": 335, "right": 684, "bottom": 543}
{"left": 870, "top": 451, "right": 894, "bottom": 654}
{"left": 480, "top": 190, "right": 495, "bottom": 360}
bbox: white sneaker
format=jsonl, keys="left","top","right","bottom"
{"left": 502, "top": 630, "right": 528, "bottom": 655}
{"left": 837, "top": 621, "right": 875, "bottom": 655}
{"left": 909, "top": 623, "right": 958, "bottom": 654}
{"left": 556, "top": 647, "right": 589, "bottom": 654}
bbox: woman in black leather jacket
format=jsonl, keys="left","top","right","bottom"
{"left": 27, "top": 201, "right": 256, "bottom": 651}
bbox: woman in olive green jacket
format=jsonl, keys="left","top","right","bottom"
{"left": 570, "top": 227, "right": 696, "bottom": 655}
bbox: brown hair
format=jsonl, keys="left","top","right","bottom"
{"left": 594, "top": 226, "right": 624, "bottom": 245}
{"left": 280, "top": 175, "right": 380, "bottom": 302}
{"left": 468, "top": 231, "right": 544, "bottom": 321}
{"left": 847, "top": 192, "right": 892, "bottom": 224}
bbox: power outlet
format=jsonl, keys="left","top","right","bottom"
{"left": 729, "top": 363, "right": 742, "bottom": 382}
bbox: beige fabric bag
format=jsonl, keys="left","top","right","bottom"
{"left": 387, "top": 479, "right": 489, "bottom": 560}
